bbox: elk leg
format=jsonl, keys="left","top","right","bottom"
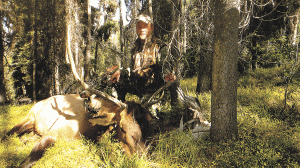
{"left": 2, "top": 118, "right": 34, "bottom": 141}
{"left": 117, "top": 128, "right": 133, "bottom": 156}
{"left": 121, "top": 142, "right": 133, "bottom": 156}
{"left": 125, "top": 133, "right": 143, "bottom": 156}
{"left": 19, "top": 136, "right": 55, "bottom": 168}
{"left": 122, "top": 134, "right": 147, "bottom": 156}
{"left": 102, "top": 125, "right": 115, "bottom": 136}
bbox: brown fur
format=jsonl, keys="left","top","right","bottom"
{"left": 88, "top": 99, "right": 154, "bottom": 156}
{"left": 116, "top": 102, "right": 153, "bottom": 155}
{"left": 2, "top": 94, "right": 152, "bottom": 167}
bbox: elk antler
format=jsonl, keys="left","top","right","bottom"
{"left": 176, "top": 86, "right": 203, "bottom": 122}
{"left": 66, "top": 25, "right": 126, "bottom": 109}
{"left": 142, "top": 80, "right": 176, "bottom": 108}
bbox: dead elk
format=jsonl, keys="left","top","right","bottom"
{"left": 2, "top": 90, "right": 153, "bottom": 168}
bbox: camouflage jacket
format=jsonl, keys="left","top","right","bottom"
{"left": 130, "top": 37, "right": 165, "bottom": 88}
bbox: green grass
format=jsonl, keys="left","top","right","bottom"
{"left": 0, "top": 105, "right": 37, "bottom": 167}
{"left": 1, "top": 67, "right": 300, "bottom": 167}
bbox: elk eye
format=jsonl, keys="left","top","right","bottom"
{"left": 80, "top": 90, "right": 91, "bottom": 98}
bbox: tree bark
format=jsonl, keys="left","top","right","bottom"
{"left": 170, "top": 0, "right": 181, "bottom": 106}
{"left": 0, "top": 10, "right": 6, "bottom": 105}
{"left": 290, "top": 12, "right": 299, "bottom": 46}
{"left": 85, "top": 0, "right": 91, "bottom": 81}
{"left": 181, "top": 0, "right": 186, "bottom": 54}
{"left": 196, "top": 54, "right": 212, "bottom": 93}
{"left": 251, "top": 36, "right": 258, "bottom": 70}
{"left": 148, "top": 0, "right": 153, "bottom": 20}
{"left": 33, "top": 0, "right": 38, "bottom": 103}
{"left": 119, "top": 0, "right": 124, "bottom": 67}
{"left": 211, "top": 0, "right": 239, "bottom": 142}
{"left": 53, "top": 0, "right": 60, "bottom": 95}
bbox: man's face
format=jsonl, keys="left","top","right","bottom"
{"left": 136, "top": 21, "right": 153, "bottom": 41}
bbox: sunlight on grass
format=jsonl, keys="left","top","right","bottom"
{"left": 35, "top": 138, "right": 102, "bottom": 167}
{"left": 153, "top": 130, "right": 206, "bottom": 167}
{"left": 0, "top": 104, "right": 36, "bottom": 167}
{"left": 1, "top": 69, "right": 300, "bottom": 167}
{"left": 0, "top": 104, "right": 33, "bottom": 136}
{"left": 180, "top": 77, "right": 198, "bottom": 93}
{"left": 0, "top": 134, "right": 38, "bottom": 167}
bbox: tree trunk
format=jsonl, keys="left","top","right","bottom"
{"left": 132, "top": 0, "right": 140, "bottom": 20}
{"left": 181, "top": 0, "right": 186, "bottom": 54}
{"left": 119, "top": 0, "right": 124, "bottom": 67}
{"left": 33, "top": 0, "right": 38, "bottom": 103}
{"left": 290, "top": 14, "right": 299, "bottom": 46}
{"left": 170, "top": 0, "right": 181, "bottom": 106}
{"left": 148, "top": 0, "right": 153, "bottom": 20}
{"left": 53, "top": 0, "right": 60, "bottom": 95}
{"left": 196, "top": 55, "right": 212, "bottom": 93}
{"left": 0, "top": 10, "right": 6, "bottom": 105}
{"left": 251, "top": 36, "right": 258, "bottom": 70}
{"left": 85, "top": 0, "right": 91, "bottom": 81}
{"left": 211, "top": 0, "right": 239, "bottom": 142}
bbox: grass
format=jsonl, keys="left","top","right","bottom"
{"left": 1, "top": 67, "right": 300, "bottom": 167}
{"left": 0, "top": 105, "right": 36, "bottom": 167}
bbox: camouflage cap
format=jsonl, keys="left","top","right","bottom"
{"left": 136, "top": 14, "right": 153, "bottom": 24}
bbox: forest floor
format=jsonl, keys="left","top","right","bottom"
{"left": 1, "top": 67, "right": 300, "bottom": 167}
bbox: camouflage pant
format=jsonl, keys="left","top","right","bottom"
{"left": 114, "top": 69, "right": 164, "bottom": 102}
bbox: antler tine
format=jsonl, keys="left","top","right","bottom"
{"left": 142, "top": 80, "right": 176, "bottom": 108}
{"left": 67, "top": 25, "right": 89, "bottom": 90}
{"left": 177, "top": 86, "right": 187, "bottom": 103}
{"left": 185, "top": 86, "right": 189, "bottom": 96}
{"left": 67, "top": 25, "right": 126, "bottom": 109}
{"left": 146, "top": 90, "right": 165, "bottom": 108}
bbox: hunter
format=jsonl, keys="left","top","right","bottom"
{"left": 113, "top": 13, "right": 165, "bottom": 103}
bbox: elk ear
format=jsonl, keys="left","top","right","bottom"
{"left": 80, "top": 90, "right": 91, "bottom": 99}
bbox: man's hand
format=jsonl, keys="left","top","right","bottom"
{"left": 137, "top": 68, "right": 153, "bottom": 78}
{"left": 111, "top": 70, "right": 121, "bottom": 83}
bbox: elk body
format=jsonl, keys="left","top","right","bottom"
{"left": 2, "top": 90, "right": 153, "bottom": 168}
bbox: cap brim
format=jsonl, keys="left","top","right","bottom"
{"left": 136, "top": 15, "right": 152, "bottom": 24}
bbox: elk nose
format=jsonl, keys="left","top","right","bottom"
{"left": 85, "top": 102, "right": 101, "bottom": 114}
{"left": 89, "top": 109, "right": 99, "bottom": 114}
{"left": 80, "top": 90, "right": 91, "bottom": 98}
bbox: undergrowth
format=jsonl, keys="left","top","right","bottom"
{"left": 1, "top": 67, "right": 300, "bottom": 167}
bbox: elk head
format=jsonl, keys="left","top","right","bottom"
{"left": 80, "top": 90, "right": 127, "bottom": 126}
{"left": 67, "top": 27, "right": 156, "bottom": 155}
{"left": 67, "top": 26, "right": 128, "bottom": 126}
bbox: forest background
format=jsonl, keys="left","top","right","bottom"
{"left": 1, "top": 0, "right": 300, "bottom": 167}
{"left": 0, "top": 0, "right": 299, "bottom": 103}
